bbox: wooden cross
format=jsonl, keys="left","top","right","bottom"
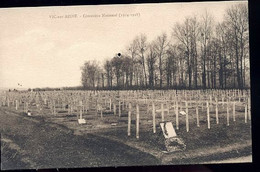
{"left": 156, "top": 103, "right": 169, "bottom": 122}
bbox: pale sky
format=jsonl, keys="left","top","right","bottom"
{"left": 0, "top": 1, "right": 247, "bottom": 89}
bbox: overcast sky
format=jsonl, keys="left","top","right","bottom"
{"left": 0, "top": 1, "right": 247, "bottom": 89}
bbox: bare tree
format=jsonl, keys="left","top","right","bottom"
{"left": 126, "top": 38, "right": 138, "bottom": 87}
{"left": 154, "top": 33, "right": 168, "bottom": 88}
{"left": 165, "top": 44, "right": 178, "bottom": 87}
{"left": 80, "top": 3, "right": 249, "bottom": 90}
{"left": 146, "top": 42, "right": 157, "bottom": 88}
{"left": 81, "top": 61, "right": 101, "bottom": 89}
{"left": 104, "top": 60, "right": 113, "bottom": 88}
{"left": 136, "top": 34, "right": 148, "bottom": 87}
{"left": 199, "top": 11, "right": 214, "bottom": 89}
{"left": 225, "top": 3, "right": 249, "bottom": 88}
{"left": 174, "top": 17, "right": 198, "bottom": 88}
{"left": 121, "top": 55, "right": 132, "bottom": 88}
{"left": 111, "top": 54, "right": 123, "bottom": 87}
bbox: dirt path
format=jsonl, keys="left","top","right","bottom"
{"left": 0, "top": 108, "right": 160, "bottom": 170}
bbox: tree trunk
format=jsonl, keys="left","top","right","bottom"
{"left": 142, "top": 54, "right": 147, "bottom": 88}
{"left": 159, "top": 54, "right": 163, "bottom": 89}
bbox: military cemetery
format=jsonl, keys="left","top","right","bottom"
{"left": 0, "top": 1, "right": 251, "bottom": 170}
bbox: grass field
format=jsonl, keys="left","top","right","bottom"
{"left": 0, "top": 89, "right": 252, "bottom": 169}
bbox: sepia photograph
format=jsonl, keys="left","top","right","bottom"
{"left": 0, "top": 0, "right": 251, "bottom": 170}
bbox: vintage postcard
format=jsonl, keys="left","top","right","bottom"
{"left": 0, "top": 1, "right": 251, "bottom": 170}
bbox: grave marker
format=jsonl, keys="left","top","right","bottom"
{"left": 175, "top": 102, "right": 179, "bottom": 130}
{"left": 160, "top": 121, "right": 177, "bottom": 138}
{"left": 227, "top": 103, "right": 230, "bottom": 126}
{"left": 215, "top": 99, "right": 219, "bottom": 124}
{"left": 118, "top": 101, "right": 121, "bottom": 117}
{"left": 196, "top": 104, "right": 200, "bottom": 127}
{"left": 160, "top": 121, "right": 186, "bottom": 153}
{"left": 78, "top": 118, "right": 86, "bottom": 124}
{"left": 15, "top": 100, "right": 18, "bottom": 110}
{"left": 207, "top": 101, "right": 210, "bottom": 129}
{"left": 156, "top": 103, "right": 169, "bottom": 122}
{"left": 113, "top": 104, "right": 116, "bottom": 116}
{"left": 245, "top": 104, "right": 247, "bottom": 123}
{"left": 136, "top": 104, "right": 140, "bottom": 139}
{"left": 233, "top": 102, "right": 236, "bottom": 121}
{"left": 152, "top": 102, "right": 156, "bottom": 133}
{"left": 128, "top": 103, "right": 132, "bottom": 136}
{"left": 185, "top": 101, "right": 189, "bottom": 132}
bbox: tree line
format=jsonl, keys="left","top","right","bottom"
{"left": 81, "top": 3, "right": 249, "bottom": 90}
